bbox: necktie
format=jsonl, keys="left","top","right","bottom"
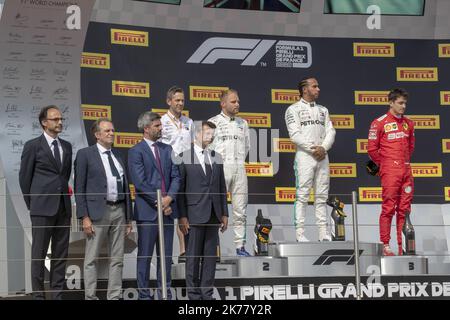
{"left": 52, "top": 140, "right": 61, "bottom": 171}
{"left": 203, "top": 150, "right": 212, "bottom": 179}
{"left": 105, "top": 151, "right": 124, "bottom": 201}
{"left": 310, "top": 103, "right": 314, "bottom": 108}
{"left": 153, "top": 144, "right": 167, "bottom": 195}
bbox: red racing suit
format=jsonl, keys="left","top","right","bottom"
{"left": 367, "top": 112, "right": 415, "bottom": 247}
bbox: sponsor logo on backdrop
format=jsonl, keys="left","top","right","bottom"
{"left": 354, "top": 91, "right": 389, "bottom": 105}
{"left": 330, "top": 115, "right": 354, "bottom": 129}
{"left": 273, "top": 138, "right": 295, "bottom": 153}
{"left": 81, "top": 104, "right": 111, "bottom": 120}
{"left": 356, "top": 139, "right": 368, "bottom": 153}
{"left": 111, "top": 29, "right": 148, "bottom": 47}
{"left": 440, "top": 91, "right": 450, "bottom": 105}
{"left": 359, "top": 187, "right": 382, "bottom": 202}
{"left": 238, "top": 112, "right": 271, "bottom": 128}
{"left": 112, "top": 81, "right": 150, "bottom": 98}
{"left": 129, "top": 184, "right": 135, "bottom": 201}
{"left": 408, "top": 115, "right": 440, "bottom": 129}
{"left": 271, "top": 89, "right": 300, "bottom": 104}
{"left": 187, "top": 37, "right": 312, "bottom": 68}
{"left": 330, "top": 163, "right": 357, "bottom": 177}
{"left": 189, "top": 85, "right": 228, "bottom": 101}
{"left": 445, "top": 187, "right": 450, "bottom": 201}
{"left": 81, "top": 52, "right": 110, "bottom": 69}
{"left": 438, "top": 44, "right": 450, "bottom": 57}
{"left": 443, "top": 139, "right": 450, "bottom": 153}
{"left": 245, "top": 163, "right": 273, "bottom": 177}
{"left": 397, "top": 67, "right": 438, "bottom": 81}
{"left": 353, "top": 43, "right": 395, "bottom": 57}
{"left": 114, "top": 132, "right": 142, "bottom": 148}
{"left": 411, "top": 163, "right": 442, "bottom": 177}
{"left": 151, "top": 108, "right": 189, "bottom": 117}
{"left": 275, "top": 187, "right": 314, "bottom": 202}
{"left": 227, "top": 192, "right": 231, "bottom": 203}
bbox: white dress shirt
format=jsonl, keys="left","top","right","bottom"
{"left": 43, "top": 131, "right": 63, "bottom": 160}
{"left": 97, "top": 143, "right": 124, "bottom": 202}
{"left": 143, "top": 137, "right": 158, "bottom": 158}
{"left": 193, "top": 143, "right": 211, "bottom": 175}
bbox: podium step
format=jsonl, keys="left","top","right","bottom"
{"left": 223, "top": 257, "right": 288, "bottom": 278}
{"left": 381, "top": 256, "right": 428, "bottom": 275}
{"left": 268, "top": 241, "right": 382, "bottom": 277}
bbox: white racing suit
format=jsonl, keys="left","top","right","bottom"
{"left": 161, "top": 111, "right": 195, "bottom": 156}
{"left": 209, "top": 112, "right": 250, "bottom": 248}
{"left": 285, "top": 99, "right": 336, "bottom": 241}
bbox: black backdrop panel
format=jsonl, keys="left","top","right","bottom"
{"left": 81, "top": 22, "right": 450, "bottom": 204}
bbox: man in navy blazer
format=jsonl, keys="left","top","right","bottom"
{"left": 178, "top": 121, "right": 229, "bottom": 300}
{"left": 19, "top": 105, "right": 72, "bottom": 300}
{"left": 128, "top": 111, "right": 180, "bottom": 300}
{"left": 74, "top": 118, "right": 132, "bottom": 300}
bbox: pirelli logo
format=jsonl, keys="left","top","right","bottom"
{"left": 411, "top": 163, "right": 442, "bottom": 177}
{"left": 112, "top": 81, "right": 150, "bottom": 98}
{"left": 81, "top": 104, "right": 112, "bottom": 120}
{"left": 443, "top": 139, "right": 450, "bottom": 153}
{"left": 111, "top": 28, "right": 148, "bottom": 47}
{"left": 397, "top": 67, "right": 438, "bottom": 82}
{"left": 271, "top": 89, "right": 300, "bottom": 104}
{"left": 152, "top": 108, "right": 189, "bottom": 118}
{"left": 330, "top": 115, "right": 354, "bottom": 129}
{"left": 445, "top": 187, "right": 450, "bottom": 201}
{"left": 353, "top": 43, "right": 395, "bottom": 57}
{"left": 438, "top": 44, "right": 450, "bottom": 58}
{"left": 440, "top": 91, "right": 450, "bottom": 105}
{"left": 81, "top": 52, "right": 110, "bottom": 69}
{"left": 359, "top": 187, "right": 382, "bottom": 202}
{"left": 238, "top": 112, "right": 271, "bottom": 128}
{"left": 114, "top": 132, "right": 142, "bottom": 148}
{"left": 275, "top": 187, "right": 314, "bottom": 203}
{"left": 129, "top": 184, "right": 135, "bottom": 201}
{"left": 245, "top": 163, "right": 273, "bottom": 177}
{"left": 356, "top": 139, "right": 368, "bottom": 153}
{"left": 275, "top": 187, "right": 296, "bottom": 202}
{"left": 189, "top": 85, "right": 228, "bottom": 101}
{"left": 354, "top": 91, "right": 389, "bottom": 105}
{"left": 273, "top": 138, "right": 295, "bottom": 153}
{"left": 408, "top": 115, "right": 440, "bottom": 129}
{"left": 330, "top": 163, "right": 357, "bottom": 178}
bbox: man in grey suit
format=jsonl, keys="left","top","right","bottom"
{"left": 19, "top": 105, "right": 72, "bottom": 300}
{"left": 74, "top": 118, "right": 132, "bottom": 300}
{"left": 178, "top": 121, "right": 228, "bottom": 300}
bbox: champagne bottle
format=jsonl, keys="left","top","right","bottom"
{"left": 402, "top": 211, "right": 416, "bottom": 255}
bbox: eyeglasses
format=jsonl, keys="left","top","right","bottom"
{"left": 46, "top": 117, "right": 65, "bottom": 122}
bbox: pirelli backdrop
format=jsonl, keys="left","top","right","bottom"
{"left": 81, "top": 22, "right": 450, "bottom": 205}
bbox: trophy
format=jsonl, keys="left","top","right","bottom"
{"left": 327, "top": 196, "right": 347, "bottom": 241}
{"left": 254, "top": 209, "right": 272, "bottom": 256}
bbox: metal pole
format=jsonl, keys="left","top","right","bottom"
{"left": 156, "top": 189, "right": 167, "bottom": 300}
{"left": 351, "top": 191, "right": 362, "bottom": 300}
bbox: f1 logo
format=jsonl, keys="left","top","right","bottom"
{"left": 187, "top": 37, "right": 312, "bottom": 67}
{"left": 187, "top": 37, "right": 276, "bottom": 65}
{"left": 313, "top": 249, "right": 364, "bottom": 265}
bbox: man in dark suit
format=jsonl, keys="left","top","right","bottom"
{"left": 19, "top": 105, "right": 72, "bottom": 300}
{"left": 128, "top": 111, "right": 180, "bottom": 300}
{"left": 178, "top": 121, "right": 229, "bottom": 300}
{"left": 74, "top": 118, "right": 132, "bottom": 300}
